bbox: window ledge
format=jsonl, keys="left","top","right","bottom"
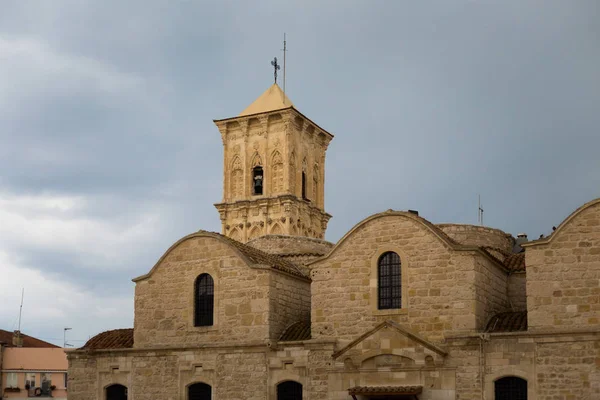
{"left": 373, "top": 308, "right": 408, "bottom": 317}
{"left": 191, "top": 325, "right": 218, "bottom": 333}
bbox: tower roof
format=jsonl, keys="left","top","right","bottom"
{"left": 239, "top": 83, "right": 294, "bottom": 117}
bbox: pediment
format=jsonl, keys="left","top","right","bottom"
{"left": 332, "top": 321, "right": 447, "bottom": 370}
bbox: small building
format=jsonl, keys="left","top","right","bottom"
{"left": 1, "top": 330, "right": 68, "bottom": 399}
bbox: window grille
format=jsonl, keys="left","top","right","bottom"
{"left": 277, "top": 381, "right": 302, "bottom": 400}
{"left": 495, "top": 376, "right": 527, "bottom": 400}
{"left": 195, "top": 274, "right": 214, "bottom": 326}
{"left": 378, "top": 251, "right": 401, "bottom": 309}
{"left": 188, "top": 383, "right": 211, "bottom": 400}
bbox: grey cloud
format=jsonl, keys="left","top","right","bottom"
{"left": 0, "top": 0, "right": 598, "bottom": 345}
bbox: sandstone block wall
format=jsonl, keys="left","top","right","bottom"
{"left": 269, "top": 271, "right": 311, "bottom": 340}
{"left": 535, "top": 335, "right": 600, "bottom": 399}
{"left": 437, "top": 224, "right": 514, "bottom": 253}
{"left": 508, "top": 272, "right": 527, "bottom": 311}
{"left": 134, "top": 236, "right": 272, "bottom": 347}
{"left": 67, "top": 355, "right": 98, "bottom": 400}
{"left": 525, "top": 200, "right": 600, "bottom": 331}
{"left": 310, "top": 214, "right": 481, "bottom": 343}
{"left": 473, "top": 256, "right": 510, "bottom": 329}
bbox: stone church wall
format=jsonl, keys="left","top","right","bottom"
{"left": 310, "top": 213, "right": 481, "bottom": 343}
{"left": 269, "top": 271, "right": 311, "bottom": 340}
{"left": 508, "top": 272, "right": 527, "bottom": 311}
{"left": 473, "top": 255, "right": 510, "bottom": 329}
{"left": 525, "top": 200, "right": 600, "bottom": 331}
{"left": 133, "top": 235, "right": 271, "bottom": 347}
{"left": 67, "top": 355, "right": 98, "bottom": 400}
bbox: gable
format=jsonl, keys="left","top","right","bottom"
{"left": 333, "top": 321, "right": 447, "bottom": 370}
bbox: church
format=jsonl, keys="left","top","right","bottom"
{"left": 67, "top": 82, "right": 600, "bottom": 400}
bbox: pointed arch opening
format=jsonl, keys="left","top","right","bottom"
{"left": 301, "top": 172, "right": 307, "bottom": 200}
{"left": 194, "top": 274, "right": 214, "bottom": 327}
{"left": 188, "top": 382, "right": 211, "bottom": 400}
{"left": 252, "top": 166, "right": 264, "bottom": 195}
{"left": 248, "top": 226, "right": 262, "bottom": 241}
{"left": 270, "top": 223, "right": 283, "bottom": 235}
{"left": 495, "top": 376, "right": 527, "bottom": 400}
{"left": 277, "top": 381, "right": 302, "bottom": 400}
{"left": 106, "top": 384, "right": 127, "bottom": 400}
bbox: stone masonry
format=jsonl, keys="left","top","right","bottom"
{"left": 67, "top": 84, "right": 599, "bottom": 400}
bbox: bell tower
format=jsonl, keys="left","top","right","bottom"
{"left": 214, "top": 83, "right": 333, "bottom": 242}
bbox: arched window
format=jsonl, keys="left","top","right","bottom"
{"left": 106, "top": 384, "right": 127, "bottom": 400}
{"left": 188, "top": 382, "right": 211, "bottom": 400}
{"left": 194, "top": 274, "right": 214, "bottom": 327}
{"left": 252, "top": 166, "right": 263, "bottom": 195}
{"left": 378, "top": 252, "right": 401, "bottom": 309}
{"left": 495, "top": 376, "right": 527, "bottom": 400}
{"left": 277, "top": 381, "right": 302, "bottom": 400}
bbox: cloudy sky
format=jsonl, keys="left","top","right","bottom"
{"left": 1, "top": 1, "right": 598, "bottom": 347}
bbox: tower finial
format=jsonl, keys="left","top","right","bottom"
{"left": 271, "top": 57, "right": 281, "bottom": 84}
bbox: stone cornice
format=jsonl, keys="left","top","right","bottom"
{"left": 66, "top": 338, "right": 337, "bottom": 357}
{"left": 213, "top": 106, "right": 334, "bottom": 142}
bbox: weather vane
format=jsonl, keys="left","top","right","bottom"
{"left": 271, "top": 57, "right": 281, "bottom": 84}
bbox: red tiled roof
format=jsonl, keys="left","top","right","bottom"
{"left": 348, "top": 386, "right": 423, "bottom": 395}
{"left": 481, "top": 247, "right": 526, "bottom": 272}
{"left": 504, "top": 252, "right": 526, "bottom": 272}
{"left": 81, "top": 329, "right": 133, "bottom": 350}
{"left": 0, "top": 330, "right": 59, "bottom": 348}
{"left": 279, "top": 320, "right": 311, "bottom": 342}
{"left": 200, "top": 230, "right": 309, "bottom": 279}
{"left": 485, "top": 311, "right": 527, "bottom": 333}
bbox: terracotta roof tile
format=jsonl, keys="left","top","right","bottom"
{"left": 504, "top": 252, "right": 526, "bottom": 272}
{"left": 81, "top": 328, "right": 133, "bottom": 350}
{"left": 348, "top": 386, "right": 423, "bottom": 395}
{"left": 481, "top": 247, "right": 526, "bottom": 272}
{"left": 279, "top": 320, "right": 311, "bottom": 342}
{"left": 0, "top": 330, "right": 59, "bottom": 348}
{"left": 485, "top": 311, "right": 527, "bottom": 333}
{"left": 199, "top": 231, "right": 309, "bottom": 279}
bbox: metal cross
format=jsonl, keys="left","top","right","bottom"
{"left": 271, "top": 57, "right": 281, "bottom": 83}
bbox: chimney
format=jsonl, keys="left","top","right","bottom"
{"left": 408, "top": 210, "right": 419, "bottom": 216}
{"left": 12, "top": 330, "right": 23, "bottom": 347}
{"left": 512, "top": 233, "right": 528, "bottom": 253}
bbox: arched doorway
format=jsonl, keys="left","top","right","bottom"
{"left": 277, "top": 381, "right": 302, "bottom": 400}
{"left": 188, "top": 382, "right": 211, "bottom": 400}
{"left": 106, "top": 384, "right": 127, "bottom": 400}
{"left": 495, "top": 376, "right": 527, "bottom": 400}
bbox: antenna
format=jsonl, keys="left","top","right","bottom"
{"left": 17, "top": 288, "right": 24, "bottom": 332}
{"left": 282, "top": 33, "right": 287, "bottom": 99}
{"left": 478, "top": 195, "right": 484, "bottom": 226}
{"left": 64, "top": 327, "right": 72, "bottom": 348}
